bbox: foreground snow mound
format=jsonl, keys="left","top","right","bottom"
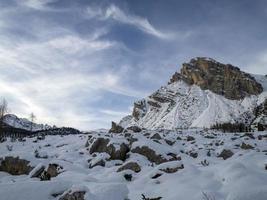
{"left": 0, "top": 129, "right": 266, "bottom": 200}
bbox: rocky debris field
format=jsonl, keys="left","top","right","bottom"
{"left": 0, "top": 129, "right": 267, "bottom": 200}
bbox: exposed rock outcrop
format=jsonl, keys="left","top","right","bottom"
{"left": 218, "top": 149, "right": 234, "bottom": 160}
{"left": 109, "top": 121, "right": 124, "bottom": 133}
{"left": 157, "top": 161, "right": 184, "bottom": 173}
{"left": 0, "top": 156, "right": 33, "bottom": 175}
{"left": 252, "top": 99, "right": 267, "bottom": 131}
{"left": 31, "top": 163, "right": 63, "bottom": 181}
{"left": 88, "top": 137, "right": 129, "bottom": 161}
{"left": 59, "top": 191, "right": 86, "bottom": 200}
{"left": 126, "top": 125, "right": 142, "bottom": 133}
{"left": 240, "top": 142, "right": 254, "bottom": 150}
{"left": 169, "top": 57, "right": 263, "bottom": 100}
{"left": 131, "top": 145, "right": 180, "bottom": 164}
{"left": 117, "top": 162, "right": 141, "bottom": 173}
{"left": 132, "top": 100, "right": 147, "bottom": 121}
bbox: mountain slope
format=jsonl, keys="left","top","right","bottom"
{"left": 119, "top": 58, "right": 267, "bottom": 129}
{"left": 3, "top": 114, "right": 52, "bottom": 131}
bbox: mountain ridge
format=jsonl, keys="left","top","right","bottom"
{"left": 3, "top": 114, "right": 52, "bottom": 132}
{"left": 117, "top": 57, "right": 267, "bottom": 130}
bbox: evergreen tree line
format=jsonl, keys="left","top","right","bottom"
{"left": 211, "top": 122, "right": 266, "bottom": 132}
{"left": 211, "top": 122, "right": 252, "bottom": 133}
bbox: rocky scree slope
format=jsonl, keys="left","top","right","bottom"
{"left": 118, "top": 57, "right": 267, "bottom": 130}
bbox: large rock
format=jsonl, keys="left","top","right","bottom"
{"left": 218, "top": 149, "right": 234, "bottom": 160}
{"left": 240, "top": 142, "right": 254, "bottom": 150}
{"left": 151, "top": 133, "right": 162, "bottom": 140}
{"left": 169, "top": 57, "right": 263, "bottom": 100}
{"left": 132, "top": 99, "right": 147, "bottom": 120}
{"left": 88, "top": 137, "right": 129, "bottom": 161}
{"left": 59, "top": 191, "right": 86, "bottom": 200}
{"left": 30, "top": 164, "right": 46, "bottom": 178}
{"left": 31, "top": 163, "right": 63, "bottom": 181}
{"left": 157, "top": 161, "right": 184, "bottom": 173}
{"left": 131, "top": 145, "right": 180, "bottom": 165}
{"left": 109, "top": 121, "right": 124, "bottom": 133}
{"left": 117, "top": 162, "right": 141, "bottom": 173}
{"left": 0, "top": 156, "right": 33, "bottom": 175}
{"left": 126, "top": 125, "right": 142, "bottom": 133}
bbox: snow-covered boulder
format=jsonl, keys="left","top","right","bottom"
{"left": 88, "top": 153, "right": 110, "bottom": 168}
{"left": 131, "top": 138, "right": 181, "bottom": 164}
{"left": 156, "top": 160, "right": 184, "bottom": 173}
{"left": 30, "top": 163, "right": 63, "bottom": 180}
{"left": 87, "top": 137, "right": 130, "bottom": 161}
{"left": 117, "top": 161, "right": 141, "bottom": 173}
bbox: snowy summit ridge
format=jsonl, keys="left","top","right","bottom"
{"left": 3, "top": 114, "right": 52, "bottom": 132}
{"left": 119, "top": 57, "right": 267, "bottom": 129}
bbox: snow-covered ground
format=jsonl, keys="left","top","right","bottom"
{"left": 0, "top": 129, "right": 266, "bottom": 200}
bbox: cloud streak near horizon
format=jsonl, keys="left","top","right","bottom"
{"left": 0, "top": 0, "right": 266, "bottom": 130}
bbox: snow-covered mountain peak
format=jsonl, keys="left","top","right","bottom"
{"left": 3, "top": 114, "right": 52, "bottom": 131}
{"left": 118, "top": 58, "right": 267, "bottom": 130}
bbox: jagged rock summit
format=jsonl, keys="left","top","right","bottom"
{"left": 117, "top": 57, "right": 267, "bottom": 130}
{"left": 169, "top": 57, "right": 263, "bottom": 100}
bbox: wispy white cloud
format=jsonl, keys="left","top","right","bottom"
{"left": 0, "top": 6, "right": 148, "bottom": 129}
{"left": 0, "top": 17, "right": 147, "bottom": 129}
{"left": 100, "top": 109, "right": 130, "bottom": 117}
{"left": 87, "top": 4, "right": 172, "bottom": 39}
{"left": 16, "top": 0, "right": 57, "bottom": 10}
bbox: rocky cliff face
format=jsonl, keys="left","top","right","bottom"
{"left": 169, "top": 57, "right": 263, "bottom": 100}
{"left": 118, "top": 57, "right": 267, "bottom": 130}
{"left": 252, "top": 99, "right": 267, "bottom": 129}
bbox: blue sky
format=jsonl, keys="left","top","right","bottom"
{"left": 0, "top": 0, "right": 267, "bottom": 130}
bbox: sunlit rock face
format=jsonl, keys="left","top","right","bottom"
{"left": 169, "top": 57, "right": 263, "bottom": 100}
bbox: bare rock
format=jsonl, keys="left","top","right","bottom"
{"left": 151, "top": 133, "right": 162, "bottom": 140}
{"left": 59, "top": 191, "right": 86, "bottom": 200}
{"left": 186, "top": 136, "right": 195, "bottom": 141}
{"left": 117, "top": 162, "right": 141, "bottom": 173}
{"left": 165, "top": 139, "right": 175, "bottom": 146}
{"left": 88, "top": 137, "right": 129, "bottom": 161}
{"left": 169, "top": 57, "right": 263, "bottom": 100}
{"left": 141, "top": 194, "right": 162, "bottom": 200}
{"left": 126, "top": 126, "right": 142, "bottom": 133}
{"left": 30, "top": 165, "right": 46, "bottom": 178}
{"left": 30, "top": 163, "right": 63, "bottom": 181}
{"left": 0, "top": 156, "right": 33, "bottom": 175}
{"left": 240, "top": 142, "right": 254, "bottom": 150}
{"left": 132, "top": 99, "right": 147, "bottom": 120}
{"left": 218, "top": 149, "right": 234, "bottom": 160}
{"left": 109, "top": 121, "right": 124, "bottom": 133}
{"left": 89, "top": 159, "right": 105, "bottom": 168}
{"left": 131, "top": 146, "right": 178, "bottom": 165}
{"left": 189, "top": 152, "right": 198, "bottom": 158}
